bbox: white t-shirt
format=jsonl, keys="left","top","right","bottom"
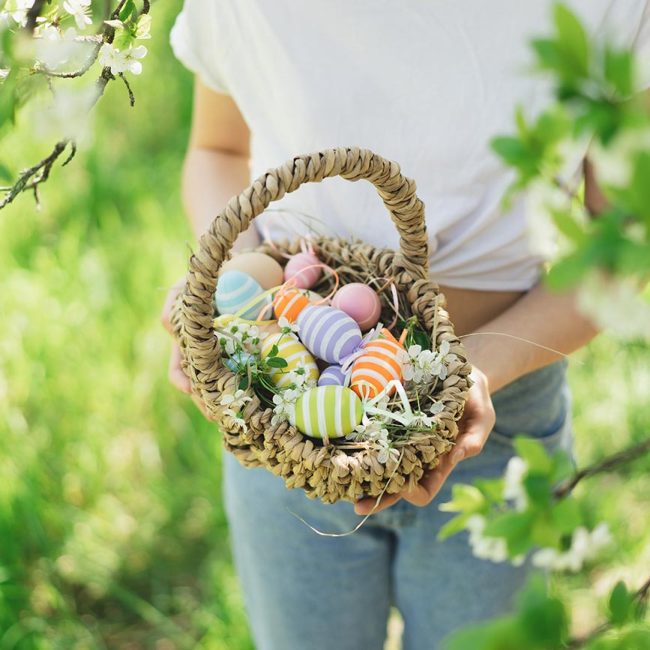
{"left": 170, "top": 0, "right": 650, "bottom": 290}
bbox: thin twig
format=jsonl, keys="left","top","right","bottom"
{"left": 554, "top": 436, "right": 650, "bottom": 498}
{"left": 566, "top": 574, "right": 650, "bottom": 648}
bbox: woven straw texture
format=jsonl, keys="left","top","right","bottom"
{"left": 171, "top": 147, "right": 472, "bottom": 503}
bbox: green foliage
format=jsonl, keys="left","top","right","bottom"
{"left": 443, "top": 576, "right": 569, "bottom": 650}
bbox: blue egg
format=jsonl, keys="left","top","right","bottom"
{"left": 215, "top": 270, "right": 271, "bottom": 320}
{"left": 224, "top": 351, "right": 255, "bottom": 373}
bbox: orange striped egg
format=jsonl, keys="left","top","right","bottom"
{"left": 272, "top": 288, "right": 310, "bottom": 323}
{"left": 350, "top": 329, "right": 404, "bottom": 399}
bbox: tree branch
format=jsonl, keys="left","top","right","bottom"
{"left": 566, "top": 574, "right": 650, "bottom": 648}
{"left": 554, "top": 437, "right": 650, "bottom": 499}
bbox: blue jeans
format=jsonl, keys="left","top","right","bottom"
{"left": 222, "top": 360, "right": 574, "bottom": 650}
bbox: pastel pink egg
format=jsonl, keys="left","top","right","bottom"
{"left": 284, "top": 252, "right": 322, "bottom": 289}
{"left": 331, "top": 283, "right": 382, "bottom": 331}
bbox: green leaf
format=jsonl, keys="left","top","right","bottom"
{"left": 438, "top": 484, "right": 486, "bottom": 514}
{"left": 609, "top": 581, "right": 634, "bottom": 627}
{"left": 268, "top": 344, "right": 279, "bottom": 357}
{"left": 550, "top": 498, "right": 582, "bottom": 534}
{"left": 550, "top": 449, "right": 575, "bottom": 483}
{"left": 553, "top": 3, "right": 590, "bottom": 78}
{"left": 523, "top": 474, "right": 553, "bottom": 507}
{"left": 517, "top": 575, "right": 569, "bottom": 647}
{"left": 266, "top": 357, "right": 287, "bottom": 369}
{"left": 484, "top": 511, "right": 535, "bottom": 556}
{"left": 119, "top": 0, "right": 136, "bottom": 22}
{"left": 474, "top": 477, "right": 506, "bottom": 504}
{"left": 604, "top": 47, "right": 634, "bottom": 97}
{"left": 513, "top": 436, "right": 553, "bottom": 475}
{"left": 550, "top": 208, "right": 586, "bottom": 244}
{"left": 437, "top": 513, "right": 471, "bottom": 541}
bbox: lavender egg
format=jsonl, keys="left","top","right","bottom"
{"left": 297, "top": 304, "right": 362, "bottom": 364}
{"left": 318, "top": 365, "right": 348, "bottom": 387}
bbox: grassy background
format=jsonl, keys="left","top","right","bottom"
{"left": 0, "top": 2, "right": 648, "bottom": 648}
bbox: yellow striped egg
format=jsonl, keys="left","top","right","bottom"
{"left": 261, "top": 332, "right": 319, "bottom": 388}
{"left": 351, "top": 329, "right": 404, "bottom": 399}
{"left": 292, "top": 386, "right": 363, "bottom": 439}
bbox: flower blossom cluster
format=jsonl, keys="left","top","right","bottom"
{"left": 398, "top": 340, "right": 457, "bottom": 385}
{"left": 532, "top": 523, "right": 612, "bottom": 572}
{"left": 502, "top": 456, "right": 529, "bottom": 512}
{"left": 465, "top": 515, "right": 525, "bottom": 566}
{"left": 220, "top": 390, "right": 252, "bottom": 433}
{"left": 218, "top": 322, "right": 267, "bottom": 356}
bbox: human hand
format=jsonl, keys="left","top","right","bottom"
{"left": 160, "top": 276, "right": 213, "bottom": 419}
{"left": 354, "top": 367, "right": 495, "bottom": 516}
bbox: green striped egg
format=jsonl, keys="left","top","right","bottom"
{"left": 261, "top": 332, "right": 319, "bottom": 388}
{"left": 292, "top": 386, "right": 363, "bottom": 439}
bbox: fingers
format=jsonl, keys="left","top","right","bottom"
{"left": 168, "top": 343, "right": 191, "bottom": 394}
{"left": 160, "top": 277, "right": 186, "bottom": 335}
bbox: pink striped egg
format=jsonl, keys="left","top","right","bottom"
{"left": 284, "top": 252, "right": 322, "bottom": 289}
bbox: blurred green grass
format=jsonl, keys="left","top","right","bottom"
{"left": 0, "top": 3, "right": 648, "bottom": 648}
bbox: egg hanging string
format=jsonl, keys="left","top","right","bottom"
{"left": 458, "top": 332, "right": 577, "bottom": 362}
{"left": 286, "top": 447, "right": 406, "bottom": 538}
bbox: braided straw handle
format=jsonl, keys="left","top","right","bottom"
{"left": 175, "top": 147, "right": 429, "bottom": 412}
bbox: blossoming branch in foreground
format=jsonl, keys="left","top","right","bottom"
{"left": 98, "top": 43, "right": 148, "bottom": 75}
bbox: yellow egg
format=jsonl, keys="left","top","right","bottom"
{"left": 261, "top": 332, "right": 319, "bottom": 388}
{"left": 220, "top": 252, "right": 284, "bottom": 290}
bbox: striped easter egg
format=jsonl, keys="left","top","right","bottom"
{"left": 351, "top": 329, "right": 404, "bottom": 399}
{"left": 272, "top": 288, "right": 310, "bottom": 323}
{"left": 296, "top": 305, "right": 362, "bottom": 364}
{"left": 292, "top": 386, "right": 363, "bottom": 439}
{"left": 261, "top": 332, "right": 319, "bottom": 388}
{"left": 318, "top": 364, "right": 348, "bottom": 387}
{"left": 215, "top": 270, "right": 271, "bottom": 320}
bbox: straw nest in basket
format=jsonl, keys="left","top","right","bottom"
{"left": 171, "top": 147, "right": 473, "bottom": 504}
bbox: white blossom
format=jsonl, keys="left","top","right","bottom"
{"left": 532, "top": 523, "right": 612, "bottom": 572}
{"left": 589, "top": 126, "right": 650, "bottom": 189}
{"left": 62, "top": 0, "right": 92, "bottom": 30}
{"left": 33, "top": 84, "right": 99, "bottom": 142}
{"left": 399, "top": 340, "right": 457, "bottom": 385}
{"left": 284, "top": 367, "right": 316, "bottom": 391}
{"left": 98, "top": 42, "right": 147, "bottom": 75}
{"left": 429, "top": 400, "right": 444, "bottom": 415}
{"left": 278, "top": 316, "right": 299, "bottom": 334}
{"left": 271, "top": 389, "right": 299, "bottom": 426}
{"left": 578, "top": 270, "right": 650, "bottom": 341}
{"left": 524, "top": 178, "right": 569, "bottom": 259}
{"left": 466, "top": 515, "right": 525, "bottom": 566}
{"left": 35, "top": 25, "right": 86, "bottom": 70}
{"left": 502, "top": 456, "right": 529, "bottom": 512}
{"left": 5, "top": 0, "right": 35, "bottom": 27}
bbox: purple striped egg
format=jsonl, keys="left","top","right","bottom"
{"left": 297, "top": 305, "right": 362, "bottom": 364}
{"left": 318, "top": 364, "right": 348, "bottom": 387}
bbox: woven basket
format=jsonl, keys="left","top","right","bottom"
{"left": 171, "top": 147, "right": 472, "bottom": 504}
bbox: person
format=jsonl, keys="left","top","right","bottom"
{"left": 161, "top": 2, "right": 650, "bottom": 648}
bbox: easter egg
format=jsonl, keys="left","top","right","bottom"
{"left": 224, "top": 351, "right": 255, "bottom": 373}
{"left": 272, "top": 288, "right": 310, "bottom": 323}
{"left": 284, "top": 252, "right": 322, "bottom": 289}
{"left": 297, "top": 304, "right": 362, "bottom": 364}
{"left": 261, "top": 332, "right": 319, "bottom": 388}
{"left": 220, "top": 252, "right": 284, "bottom": 290}
{"left": 331, "top": 283, "right": 382, "bottom": 331}
{"left": 292, "top": 386, "right": 363, "bottom": 439}
{"left": 351, "top": 329, "right": 404, "bottom": 399}
{"left": 318, "top": 365, "right": 348, "bottom": 387}
{"left": 215, "top": 270, "right": 271, "bottom": 320}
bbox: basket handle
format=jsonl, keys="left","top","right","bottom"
{"left": 175, "top": 147, "right": 429, "bottom": 406}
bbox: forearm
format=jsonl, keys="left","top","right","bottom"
{"left": 462, "top": 282, "right": 600, "bottom": 393}
{"left": 181, "top": 147, "right": 261, "bottom": 251}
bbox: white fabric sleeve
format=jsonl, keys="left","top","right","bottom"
{"left": 169, "top": 0, "right": 230, "bottom": 95}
